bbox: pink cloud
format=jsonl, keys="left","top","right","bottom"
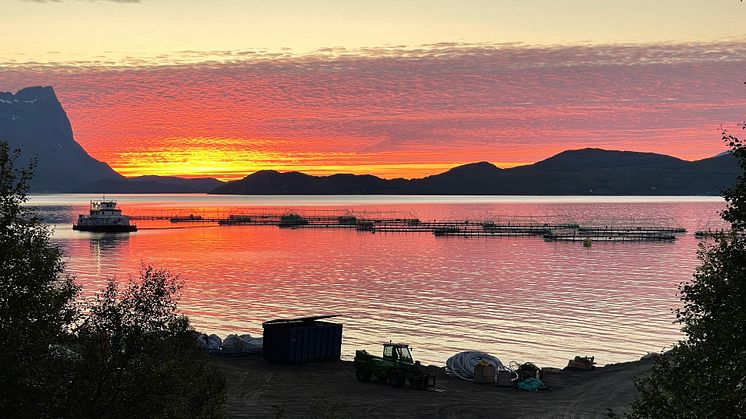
{"left": 1, "top": 42, "right": 744, "bottom": 179}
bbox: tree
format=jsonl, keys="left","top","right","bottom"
{"left": 0, "top": 140, "right": 225, "bottom": 417}
{"left": 64, "top": 266, "right": 226, "bottom": 418}
{"left": 629, "top": 131, "right": 746, "bottom": 417}
{"left": 0, "top": 141, "right": 79, "bottom": 413}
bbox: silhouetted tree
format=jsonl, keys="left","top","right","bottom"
{"left": 0, "top": 140, "right": 225, "bottom": 417}
{"left": 65, "top": 266, "right": 226, "bottom": 418}
{"left": 629, "top": 131, "right": 746, "bottom": 417}
{"left": 0, "top": 141, "right": 80, "bottom": 414}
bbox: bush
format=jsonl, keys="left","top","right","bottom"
{"left": 65, "top": 266, "right": 225, "bottom": 418}
{"left": 629, "top": 131, "right": 746, "bottom": 417}
{"left": 0, "top": 140, "right": 226, "bottom": 417}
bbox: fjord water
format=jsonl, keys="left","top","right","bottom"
{"left": 30, "top": 194, "right": 726, "bottom": 367}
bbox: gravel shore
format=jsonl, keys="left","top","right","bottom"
{"left": 211, "top": 355, "right": 654, "bottom": 418}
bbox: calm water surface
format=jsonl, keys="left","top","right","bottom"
{"left": 28, "top": 194, "right": 726, "bottom": 367}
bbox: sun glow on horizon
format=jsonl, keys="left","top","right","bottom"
{"left": 111, "top": 137, "right": 528, "bottom": 180}
{"left": 3, "top": 39, "right": 743, "bottom": 179}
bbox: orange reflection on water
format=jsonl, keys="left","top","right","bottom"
{"left": 49, "top": 196, "right": 724, "bottom": 366}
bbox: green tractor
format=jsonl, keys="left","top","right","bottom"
{"left": 354, "top": 343, "right": 437, "bottom": 389}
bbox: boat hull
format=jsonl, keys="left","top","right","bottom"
{"left": 72, "top": 224, "right": 137, "bottom": 233}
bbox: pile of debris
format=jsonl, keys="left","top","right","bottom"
{"left": 196, "top": 333, "right": 263, "bottom": 355}
{"left": 565, "top": 355, "right": 596, "bottom": 371}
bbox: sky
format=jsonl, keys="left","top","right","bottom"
{"left": 1, "top": 0, "right": 746, "bottom": 180}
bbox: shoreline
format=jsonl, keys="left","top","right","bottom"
{"left": 212, "top": 354, "right": 654, "bottom": 418}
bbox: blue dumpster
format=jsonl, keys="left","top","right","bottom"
{"left": 262, "top": 315, "right": 343, "bottom": 364}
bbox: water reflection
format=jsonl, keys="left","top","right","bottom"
{"left": 32, "top": 205, "right": 78, "bottom": 224}
{"left": 88, "top": 233, "right": 130, "bottom": 277}
{"left": 33, "top": 195, "right": 726, "bottom": 367}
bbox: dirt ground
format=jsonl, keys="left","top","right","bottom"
{"left": 211, "top": 355, "right": 654, "bottom": 418}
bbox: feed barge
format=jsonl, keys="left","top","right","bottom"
{"left": 73, "top": 199, "right": 137, "bottom": 233}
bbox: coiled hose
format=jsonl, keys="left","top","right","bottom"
{"left": 445, "top": 351, "right": 506, "bottom": 381}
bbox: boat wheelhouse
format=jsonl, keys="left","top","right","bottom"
{"left": 72, "top": 199, "right": 137, "bottom": 232}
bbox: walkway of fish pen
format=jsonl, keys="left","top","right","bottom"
{"left": 694, "top": 229, "right": 746, "bottom": 239}
{"left": 544, "top": 230, "right": 677, "bottom": 242}
{"left": 127, "top": 209, "right": 689, "bottom": 243}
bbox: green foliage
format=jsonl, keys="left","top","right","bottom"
{"left": 0, "top": 140, "right": 225, "bottom": 417}
{"left": 65, "top": 266, "right": 225, "bottom": 418}
{"left": 722, "top": 130, "right": 746, "bottom": 231}
{"left": 629, "top": 132, "right": 746, "bottom": 417}
{"left": 0, "top": 141, "right": 79, "bottom": 413}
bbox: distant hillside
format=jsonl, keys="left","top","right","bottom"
{"left": 0, "top": 86, "right": 222, "bottom": 193}
{"left": 2, "top": 86, "right": 738, "bottom": 195}
{"left": 211, "top": 149, "right": 739, "bottom": 195}
{"left": 210, "top": 170, "right": 406, "bottom": 195}
{"left": 77, "top": 176, "right": 224, "bottom": 194}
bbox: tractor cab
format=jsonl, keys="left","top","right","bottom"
{"left": 383, "top": 343, "right": 414, "bottom": 364}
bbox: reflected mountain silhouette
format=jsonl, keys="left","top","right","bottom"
{"left": 32, "top": 205, "right": 78, "bottom": 224}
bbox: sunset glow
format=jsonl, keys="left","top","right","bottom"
{"left": 4, "top": 2, "right": 746, "bottom": 415}
{"left": 111, "top": 137, "right": 502, "bottom": 179}
{"left": 2, "top": 1, "right": 746, "bottom": 179}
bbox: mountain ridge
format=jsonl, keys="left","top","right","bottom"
{"left": 0, "top": 86, "right": 123, "bottom": 191}
{"left": 1, "top": 86, "right": 738, "bottom": 195}
{"left": 211, "top": 148, "right": 739, "bottom": 195}
{"left": 0, "top": 86, "right": 223, "bottom": 193}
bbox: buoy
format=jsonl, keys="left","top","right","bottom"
{"left": 583, "top": 237, "right": 592, "bottom": 248}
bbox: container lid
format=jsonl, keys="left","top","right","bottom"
{"left": 263, "top": 314, "right": 339, "bottom": 326}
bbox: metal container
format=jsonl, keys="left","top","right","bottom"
{"left": 262, "top": 315, "right": 343, "bottom": 364}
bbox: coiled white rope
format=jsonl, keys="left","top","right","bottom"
{"left": 445, "top": 351, "right": 506, "bottom": 381}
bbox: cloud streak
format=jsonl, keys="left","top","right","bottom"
{"left": 23, "top": 0, "right": 139, "bottom": 3}
{"left": 1, "top": 42, "right": 743, "bottom": 179}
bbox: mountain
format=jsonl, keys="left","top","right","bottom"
{"left": 210, "top": 170, "right": 404, "bottom": 195}
{"left": 76, "top": 176, "right": 224, "bottom": 193}
{"left": 502, "top": 149, "right": 733, "bottom": 195}
{"left": 0, "top": 86, "right": 122, "bottom": 191}
{"left": 0, "top": 86, "right": 223, "bottom": 193}
{"left": 211, "top": 149, "right": 740, "bottom": 195}
{"left": 2, "top": 86, "right": 737, "bottom": 195}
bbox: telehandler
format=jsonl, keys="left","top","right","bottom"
{"left": 354, "top": 343, "right": 436, "bottom": 389}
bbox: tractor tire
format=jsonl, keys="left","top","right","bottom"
{"left": 388, "top": 370, "right": 406, "bottom": 388}
{"left": 356, "top": 364, "right": 372, "bottom": 382}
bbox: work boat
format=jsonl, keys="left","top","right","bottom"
{"left": 73, "top": 199, "right": 138, "bottom": 232}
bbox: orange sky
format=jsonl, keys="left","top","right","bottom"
{"left": 0, "top": 42, "right": 746, "bottom": 179}
{"left": 3, "top": 41, "right": 745, "bottom": 180}
{"left": 2, "top": 1, "right": 746, "bottom": 180}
